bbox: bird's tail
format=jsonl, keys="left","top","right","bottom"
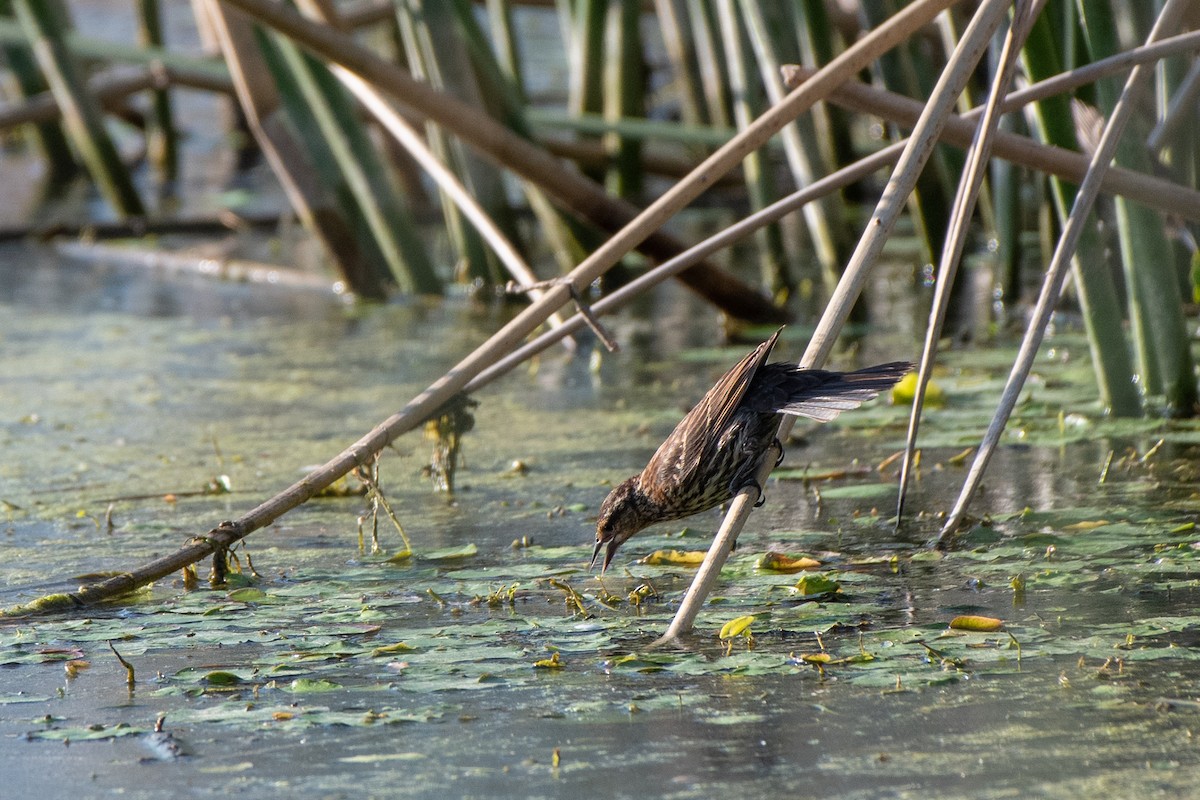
{"left": 776, "top": 361, "right": 913, "bottom": 422}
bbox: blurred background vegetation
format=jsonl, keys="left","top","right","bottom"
{"left": 1, "top": 0, "right": 1198, "bottom": 418}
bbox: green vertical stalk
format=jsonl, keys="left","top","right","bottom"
{"left": 742, "top": 0, "right": 850, "bottom": 294}
{"left": 713, "top": 0, "right": 789, "bottom": 293}
{"left": 0, "top": 0, "right": 75, "bottom": 184}
{"left": 136, "top": 0, "right": 178, "bottom": 184}
{"left": 1076, "top": 0, "right": 1195, "bottom": 413}
{"left": 257, "top": 31, "right": 439, "bottom": 294}
{"left": 859, "top": 0, "right": 958, "bottom": 263}
{"left": 566, "top": 0, "right": 605, "bottom": 117}
{"left": 684, "top": 0, "right": 729, "bottom": 129}
{"left": 12, "top": 0, "right": 143, "bottom": 217}
{"left": 561, "top": 0, "right": 606, "bottom": 186}
{"left": 450, "top": 0, "right": 590, "bottom": 272}
{"left": 136, "top": 0, "right": 177, "bottom": 183}
{"left": 793, "top": 0, "right": 856, "bottom": 169}
{"left": 651, "top": 0, "right": 706, "bottom": 130}
{"left": 1022, "top": 5, "right": 1139, "bottom": 415}
{"left": 399, "top": 0, "right": 522, "bottom": 286}
{"left": 1152, "top": 42, "right": 1198, "bottom": 301}
{"left": 603, "top": 0, "right": 643, "bottom": 197}
{"left": 485, "top": 0, "right": 523, "bottom": 89}
{"left": 270, "top": 35, "right": 440, "bottom": 294}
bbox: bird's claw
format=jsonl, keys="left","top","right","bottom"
{"left": 748, "top": 479, "right": 767, "bottom": 508}
{"left": 773, "top": 438, "right": 785, "bottom": 467}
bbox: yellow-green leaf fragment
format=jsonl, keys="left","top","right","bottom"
{"left": 289, "top": 678, "right": 342, "bottom": 693}
{"left": 949, "top": 615, "right": 1004, "bottom": 632}
{"left": 1062, "top": 520, "right": 1109, "bottom": 531}
{"left": 641, "top": 549, "right": 707, "bottom": 566}
{"left": 371, "top": 642, "right": 416, "bottom": 657}
{"left": 533, "top": 652, "right": 563, "bottom": 669}
{"left": 719, "top": 615, "right": 756, "bottom": 640}
{"left": 386, "top": 549, "right": 413, "bottom": 563}
{"left": 891, "top": 372, "right": 942, "bottom": 406}
{"left": 757, "top": 552, "right": 821, "bottom": 573}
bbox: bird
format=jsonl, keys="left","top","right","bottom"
{"left": 591, "top": 328, "right": 912, "bottom": 572}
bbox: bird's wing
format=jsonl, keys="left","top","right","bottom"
{"left": 744, "top": 361, "right": 914, "bottom": 422}
{"left": 639, "top": 328, "right": 782, "bottom": 499}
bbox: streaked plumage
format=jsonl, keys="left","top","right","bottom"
{"left": 592, "top": 329, "right": 912, "bottom": 571}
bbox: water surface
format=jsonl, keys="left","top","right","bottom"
{"left": 3, "top": 250, "right": 1200, "bottom": 799}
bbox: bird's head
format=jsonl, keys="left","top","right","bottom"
{"left": 591, "top": 477, "right": 650, "bottom": 573}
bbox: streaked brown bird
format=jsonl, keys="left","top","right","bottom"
{"left": 592, "top": 328, "right": 912, "bottom": 572}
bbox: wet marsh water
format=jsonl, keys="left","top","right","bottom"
{"left": 5, "top": 249, "right": 1200, "bottom": 798}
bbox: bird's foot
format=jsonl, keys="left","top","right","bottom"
{"left": 744, "top": 479, "right": 766, "bottom": 508}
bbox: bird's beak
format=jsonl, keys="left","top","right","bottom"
{"left": 602, "top": 541, "right": 617, "bottom": 573}
{"left": 589, "top": 538, "right": 605, "bottom": 571}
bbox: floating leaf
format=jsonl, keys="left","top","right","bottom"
{"left": 386, "top": 549, "right": 413, "bottom": 563}
{"left": 26, "top": 723, "right": 144, "bottom": 741}
{"left": 227, "top": 588, "right": 268, "bottom": 603}
{"left": 371, "top": 642, "right": 416, "bottom": 657}
{"left": 422, "top": 544, "right": 478, "bottom": 561}
{"left": 289, "top": 678, "right": 342, "bottom": 693}
{"left": 719, "top": 615, "right": 757, "bottom": 640}
{"left": 816, "top": 482, "right": 897, "bottom": 501}
{"left": 641, "top": 549, "right": 707, "bottom": 566}
{"left": 203, "top": 671, "right": 244, "bottom": 686}
{"left": 793, "top": 574, "right": 840, "bottom": 596}
{"left": 757, "top": 552, "right": 821, "bottom": 573}
{"left": 949, "top": 616, "right": 1004, "bottom": 632}
{"left": 1062, "top": 520, "right": 1109, "bottom": 531}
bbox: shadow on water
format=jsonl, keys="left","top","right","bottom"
{"left": 4, "top": 249, "right": 1200, "bottom": 799}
